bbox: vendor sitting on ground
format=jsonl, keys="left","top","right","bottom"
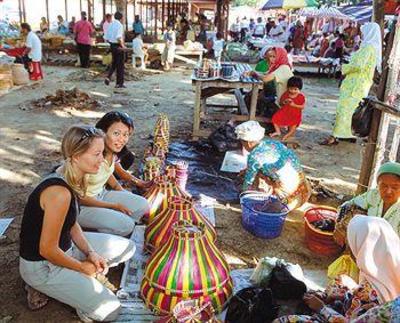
{"left": 78, "top": 111, "right": 150, "bottom": 237}
{"left": 19, "top": 125, "right": 135, "bottom": 321}
{"left": 273, "top": 215, "right": 400, "bottom": 323}
{"left": 18, "top": 23, "right": 43, "bottom": 81}
{"left": 244, "top": 47, "right": 294, "bottom": 119}
{"left": 235, "top": 121, "right": 310, "bottom": 211}
{"left": 334, "top": 161, "right": 400, "bottom": 245}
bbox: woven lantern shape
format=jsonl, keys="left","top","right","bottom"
{"left": 165, "top": 160, "right": 189, "bottom": 191}
{"left": 154, "top": 113, "right": 170, "bottom": 141}
{"left": 143, "top": 175, "right": 189, "bottom": 224}
{"left": 145, "top": 196, "right": 216, "bottom": 253}
{"left": 141, "top": 220, "right": 233, "bottom": 315}
{"left": 143, "top": 157, "right": 163, "bottom": 182}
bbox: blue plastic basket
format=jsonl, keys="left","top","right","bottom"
{"left": 240, "top": 192, "right": 289, "bottom": 239}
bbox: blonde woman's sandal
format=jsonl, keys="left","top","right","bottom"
{"left": 24, "top": 284, "right": 49, "bottom": 311}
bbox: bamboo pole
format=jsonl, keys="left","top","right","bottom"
{"left": 21, "top": 0, "right": 26, "bottom": 22}
{"left": 65, "top": 0, "right": 68, "bottom": 21}
{"left": 46, "top": 0, "right": 50, "bottom": 24}
{"left": 18, "top": 0, "right": 23, "bottom": 23}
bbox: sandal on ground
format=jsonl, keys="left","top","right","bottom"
{"left": 319, "top": 136, "right": 339, "bottom": 146}
{"left": 24, "top": 284, "right": 49, "bottom": 311}
{"left": 338, "top": 138, "right": 357, "bottom": 143}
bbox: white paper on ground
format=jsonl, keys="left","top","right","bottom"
{"left": 220, "top": 150, "right": 247, "bottom": 173}
{"left": 0, "top": 218, "right": 14, "bottom": 236}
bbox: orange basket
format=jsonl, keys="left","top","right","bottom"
{"left": 304, "top": 207, "right": 341, "bottom": 257}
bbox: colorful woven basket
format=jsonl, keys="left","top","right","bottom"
{"left": 154, "top": 114, "right": 170, "bottom": 153}
{"left": 143, "top": 176, "right": 189, "bottom": 224}
{"left": 165, "top": 160, "right": 189, "bottom": 191}
{"left": 141, "top": 220, "right": 233, "bottom": 315}
{"left": 304, "top": 207, "right": 341, "bottom": 256}
{"left": 145, "top": 196, "right": 216, "bottom": 253}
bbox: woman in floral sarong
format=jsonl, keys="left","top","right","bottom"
{"left": 321, "top": 22, "right": 382, "bottom": 146}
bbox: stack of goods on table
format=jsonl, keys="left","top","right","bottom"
{"left": 193, "top": 58, "right": 220, "bottom": 79}
{"left": 139, "top": 114, "right": 233, "bottom": 318}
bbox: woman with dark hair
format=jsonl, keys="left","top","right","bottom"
{"left": 19, "top": 125, "right": 135, "bottom": 320}
{"left": 78, "top": 111, "right": 150, "bottom": 237}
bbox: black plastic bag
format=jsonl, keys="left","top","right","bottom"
{"left": 225, "top": 287, "right": 280, "bottom": 323}
{"left": 208, "top": 122, "right": 240, "bottom": 153}
{"left": 269, "top": 264, "right": 307, "bottom": 300}
{"left": 352, "top": 96, "right": 375, "bottom": 138}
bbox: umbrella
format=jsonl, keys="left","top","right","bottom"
{"left": 298, "top": 7, "right": 351, "bottom": 20}
{"left": 261, "top": 0, "right": 318, "bottom": 10}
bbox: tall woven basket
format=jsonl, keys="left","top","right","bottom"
{"left": 141, "top": 220, "right": 232, "bottom": 315}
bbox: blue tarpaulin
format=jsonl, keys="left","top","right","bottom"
{"left": 339, "top": 1, "right": 372, "bottom": 23}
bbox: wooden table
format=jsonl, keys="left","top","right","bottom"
{"left": 191, "top": 63, "right": 264, "bottom": 140}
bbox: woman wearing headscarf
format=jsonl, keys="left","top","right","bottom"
{"left": 235, "top": 121, "right": 310, "bottom": 211}
{"left": 334, "top": 162, "right": 400, "bottom": 247}
{"left": 274, "top": 215, "right": 400, "bottom": 322}
{"left": 245, "top": 47, "right": 294, "bottom": 119}
{"left": 321, "top": 22, "right": 382, "bottom": 146}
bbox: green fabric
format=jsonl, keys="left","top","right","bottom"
{"left": 255, "top": 59, "right": 276, "bottom": 97}
{"left": 255, "top": 60, "right": 269, "bottom": 73}
{"left": 378, "top": 162, "right": 400, "bottom": 178}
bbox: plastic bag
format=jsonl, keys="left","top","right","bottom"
{"left": 225, "top": 287, "right": 279, "bottom": 323}
{"left": 351, "top": 96, "right": 375, "bottom": 138}
{"left": 269, "top": 264, "right": 307, "bottom": 300}
{"left": 327, "top": 254, "right": 359, "bottom": 283}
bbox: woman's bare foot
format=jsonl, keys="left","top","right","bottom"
{"left": 25, "top": 284, "right": 49, "bottom": 310}
{"left": 269, "top": 132, "right": 281, "bottom": 138}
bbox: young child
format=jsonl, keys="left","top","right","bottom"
{"left": 270, "top": 76, "right": 305, "bottom": 141}
{"left": 212, "top": 32, "right": 225, "bottom": 65}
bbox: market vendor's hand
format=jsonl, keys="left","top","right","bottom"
{"left": 283, "top": 98, "right": 293, "bottom": 105}
{"left": 88, "top": 252, "right": 108, "bottom": 275}
{"left": 303, "top": 294, "right": 325, "bottom": 312}
{"left": 112, "top": 203, "right": 133, "bottom": 216}
{"left": 79, "top": 260, "right": 98, "bottom": 276}
{"left": 135, "top": 178, "right": 152, "bottom": 190}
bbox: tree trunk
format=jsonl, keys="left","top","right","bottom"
{"left": 115, "top": 0, "right": 127, "bottom": 26}
{"left": 373, "top": 0, "right": 385, "bottom": 30}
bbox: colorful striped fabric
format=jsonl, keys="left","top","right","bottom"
{"left": 143, "top": 176, "right": 190, "bottom": 224}
{"left": 144, "top": 196, "right": 217, "bottom": 253}
{"left": 141, "top": 220, "right": 233, "bottom": 315}
{"left": 261, "top": 0, "right": 318, "bottom": 10}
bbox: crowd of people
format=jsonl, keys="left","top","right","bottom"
{"left": 230, "top": 14, "right": 364, "bottom": 60}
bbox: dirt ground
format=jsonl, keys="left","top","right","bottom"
{"left": 0, "top": 64, "right": 363, "bottom": 322}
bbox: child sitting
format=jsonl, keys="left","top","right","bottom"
{"left": 270, "top": 76, "right": 305, "bottom": 141}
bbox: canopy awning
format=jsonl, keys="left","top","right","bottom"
{"left": 261, "top": 0, "right": 318, "bottom": 10}
{"left": 298, "top": 7, "right": 351, "bottom": 20}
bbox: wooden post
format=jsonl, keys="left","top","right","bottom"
{"left": 249, "top": 85, "right": 259, "bottom": 120}
{"left": 125, "top": 0, "right": 128, "bottom": 29}
{"left": 45, "top": 0, "right": 50, "bottom": 24}
{"left": 65, "top": 0, "right": 68, "bottom": 21}
{"left": 357, "top": 5, "right": 395, "bottom": 193}
{"left": 161, "top": 0, "right": 165, "bottom": 32}
{"left": 18, "top": 0, "right": 23, "bottom": 23}
{"left": 21, "top": 0, "right": 26, "bottom": 22}
{"left": 80, "top": 0, "right": 83, "bottom": 12}
{"left": 389, "top": 122, "right": 400, "bottom": 162}
{"left": 193, "top": 81, "right": 202, "bottom": 140}
{"left": 155, "top": 0, "right": 158, "bottom": 39}
{"left": 103, "top": 0, "right": 106, "bottom": 17}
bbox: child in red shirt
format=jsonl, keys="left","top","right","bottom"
{"left": 270, "top": 76, "right": 305, "bottom": 141}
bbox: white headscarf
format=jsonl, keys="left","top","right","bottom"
{"left": 260, "top": 45, "right": 271, "bottom": 59}
{"left": 360, "top": 22, "right": 382, "bottom": 73}
{"left": 235, "top": 121, "right": 265, "bottom": 142}
{"left": 347, "top": 215, "right": 400, "bottom": 302}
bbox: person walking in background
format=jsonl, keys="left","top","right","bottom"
{"left": 321, "top": 22, "right": 382, "bottom": 146}
{"left": 74, "top": 12, "right": 94, "bottom": 68}
{"left": 161, "top": 23, "right": 176, "bottom": 71}
{"left": 253, "top": 17, "right": 266, "bottom": 38}
{"left": 104, "top": 12, "right": 126, "bottom": 88}
{"left": 102, "top": 14, "right": 112, "bottom": 36}
{"left": 240, "top": 16, "right": 249, "bottom": 42}
{"left": 19, "top": 23, "right": 43, "bottom": 81}
{"left": 133, "top": 15, "right": 145, "bottom": 36}
{"left": 69, "top": 16, "right": 76, "bottom": 34}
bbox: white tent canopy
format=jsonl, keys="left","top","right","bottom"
{"left": 298, "top": 7, "right": 352, "bottom": 20}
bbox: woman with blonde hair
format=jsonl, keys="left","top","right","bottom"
{"left": 19, "top": 125, "right": 135, "bottom": 321}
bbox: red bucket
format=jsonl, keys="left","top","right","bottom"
{"left": 304, "top": 207, "right": 341, "bottom": 257}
